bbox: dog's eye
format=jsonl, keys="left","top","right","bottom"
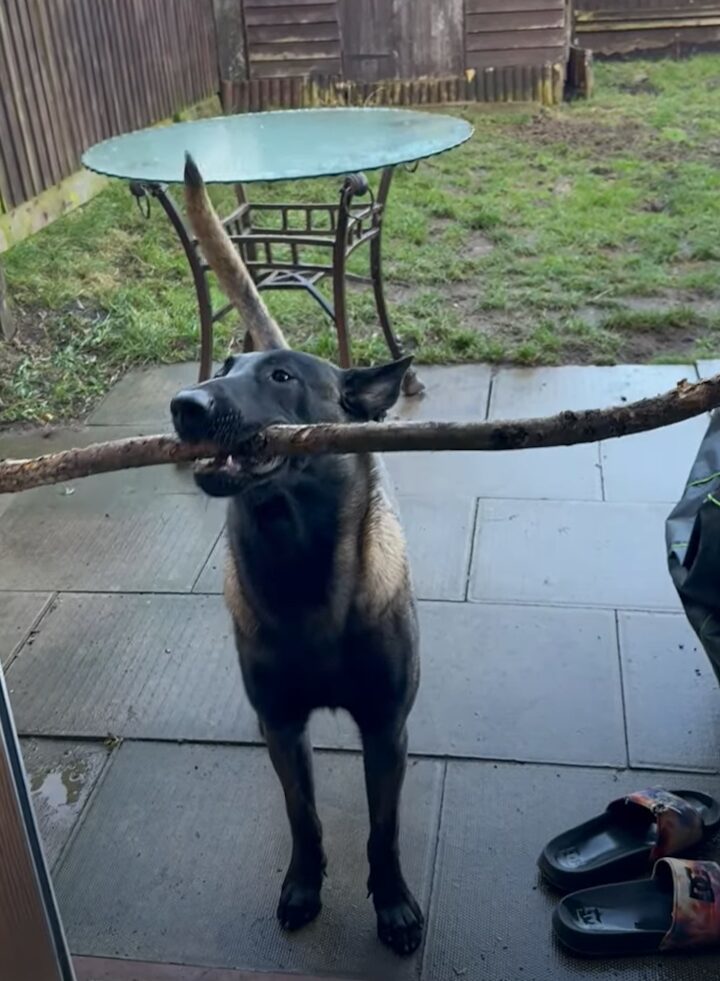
{"left": 271, "top": 369, "right": 293, "bottom": 383}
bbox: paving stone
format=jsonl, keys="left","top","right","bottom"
{"left": 0, "top": 591, "right": 52, "bottom": 668}
{"left": 87, "top": 363, "right": 202, "bottom": 427}
{"left": 406, "top": 602, "right": 625, "bottom": 766}
{"left": 473, "top": 365, "right": 701, "bottom": 505}
{"left": 7, "top": 593, "right": 256, "bottom": 742}
{"left": 0, "top": 453, "right": 223, "bottom": 591}
{"left": 469, "top": 499, "right": 680, "bottom": 610}
{"left": 390, "top": 364, "right": 492, "bottom": 422}
{"left": 55, "top": 742, "right": 442, "bottom": 977}
{"left": 600, "top": 416, "right": 709, "bottom": 503}
{"left": 489, "top": 364, "right": 696, "bottom": 418}
{"left": 195, "top": 495, "right": 476, "bottom": 602}
{"left": 20, "top": 738, "right": 110, "bottom": 868}
{"left": 697, "top": 360, "right": 720, "bottom": 379}
{"left": 423, "top": 760, "right": 720, "bottom": 981}
{"left": 619, "top": 610, "right": 720, "bottom": 772}
{"left": 385, "top": 444, "right": 602, "bottom": 501}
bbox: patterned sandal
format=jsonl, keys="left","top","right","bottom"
{"left": 539, "top": 788, "right": 720, "bottom": 891}
{"left": 553, "top": 858, "right": 720, "bottom": 956}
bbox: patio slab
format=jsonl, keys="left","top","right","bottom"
{"left": 0, "top": 591, "right": 52, "bottom": 668}
{"left": 0, "top": 478, "right": 223, "bottom": 592}
{"left": 55, "top": 742, "right": 443, "bottom": 979}
{"left": 390, "top": 364, "right": 492, "bottom": 422}
{"left": 384, "top": 444, "right": 602, "bottom": 501}
{"left": 406, "top": 601, "right": 625, "bottom": 766}
{"left": 21, "top": 737, "right": 110, "bottom": 868}
{"left": 599, "top": 416, "right": 709, "bottom": 503}
{"left": 87, "top": 363, "right": 203, "bottom": 428}
{"left": 195, "top": 495, "right": 477, "bottom": 602}
{"left": 7, "top": 593, "right": 256, "bottom": 742}
{"left": 619, "top": 610, "right": 720, "bottom": 772}
{"left": 488, "top": 364, "right": 697, "bottom": 418}
{"left": 697, "top": 360, "right": 720, "bottom": 379}
{"left": 468, "top": 499, "right": 680, "bottom": 610}
{"left": 423, "top": 760, "right": 720, "bottom": 981}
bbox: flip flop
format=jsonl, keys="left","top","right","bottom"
{"left": 539, "top": 788, "right": 720, "bottom": 891}
{"left": 553, "top": 858, "right": 720, "bottom": 956}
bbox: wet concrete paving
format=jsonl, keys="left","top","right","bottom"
{"left": 3, "top": 361, "right": 720, "bottom": 980}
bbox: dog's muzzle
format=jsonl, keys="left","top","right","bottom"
{"left": 171, "top": 388, "right": 215, "bottom": 443}
{"left": 171, "top": 388, "right": 285, "bottom": 492}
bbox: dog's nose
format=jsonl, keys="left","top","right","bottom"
{"left": 171, "top": 388, "right": 215, "bottom": 440}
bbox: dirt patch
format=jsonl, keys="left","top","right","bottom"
{"left": 613, "top": 327, "right": 700, "bottom": 363}
{"left": 515, "top": 110, "right": 697, "bottom": 164}
{"left": 466, "top": 231, "right": 495, "bottom": 259}
{"left": 384, "top": 282, "right": 423, "bottom": 305}
{"left": 521, "top": 111, "right": 651, "bottom": 155}
{"left": 430, "top": 219, "right": 495, "bottom": 259}
{"left": 0, "top": 306, "right": 50, "bottom": 411}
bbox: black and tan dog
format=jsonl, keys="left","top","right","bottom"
{"left": 170, "top": 156, "right": 423, "bottom": 955}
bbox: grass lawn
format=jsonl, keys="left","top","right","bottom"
{"left": 2, "top": 55, "right": 720, "bottom": 425}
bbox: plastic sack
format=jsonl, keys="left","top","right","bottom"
{"left": 667, "top": 408, "right": 720, "bottom": 684}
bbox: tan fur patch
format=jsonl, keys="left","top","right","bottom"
{"left": 357, "top": 490, "right": 409, "bottom": 619}
{"left": 223, "top": 550, "right": 258, "bottom": 637}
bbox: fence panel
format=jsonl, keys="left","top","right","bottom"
{"left": 0, "top": 0, "right": 218, "bottom": 211}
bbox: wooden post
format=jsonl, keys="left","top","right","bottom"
{"left": 212, "top": 0, "right": 248, "bottom": 88}
{"left": 0, "top": 261, "right": 15, "bottom": 341}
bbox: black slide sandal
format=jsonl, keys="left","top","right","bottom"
{"left": 553, "top": 858, "right": 720, "bottom": 957}
{"left": 539, "top": 788, "right": 720, "bottom": 892}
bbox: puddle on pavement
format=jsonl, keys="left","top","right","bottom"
{"left": 25, "top": 746, "right": 97, "bottom": 819}
{"left": 31, "top": 759, "right": 88, "bottom": 810}
{"left": 20, "top": 740, "right": 110, "bottom": 865}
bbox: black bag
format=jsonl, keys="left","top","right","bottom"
{"left": 667, "top": 409, "right": 720, "bottom": 684}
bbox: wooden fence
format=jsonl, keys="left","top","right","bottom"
{"left": 218, "top": 0, "right": 570, "bottom": 112}
{"left": 574, "top": 0, "right": 720, "bottom": 56}
{"left": 0, "top": 0, "right": 217, "bottom": 217}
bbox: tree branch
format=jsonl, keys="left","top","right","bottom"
{"left": 0, "top": 371, "right": 717, "bottom": 494}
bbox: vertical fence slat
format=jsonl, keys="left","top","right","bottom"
{"left": 1, "top": 0, "right": 221, "bottom": 214}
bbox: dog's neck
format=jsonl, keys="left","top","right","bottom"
{"left": 226, "top": 455, "right": 373, "bottom": 633}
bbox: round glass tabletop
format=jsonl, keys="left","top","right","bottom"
{"left": 81, "top": 107, "right": 473, "bottom": 185}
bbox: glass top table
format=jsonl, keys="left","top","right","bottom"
{"left": 83, "top": 108, "right": 474, "bottom": 388}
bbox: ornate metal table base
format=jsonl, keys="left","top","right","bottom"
{"left": 130, "top": 168, "right": 424, "bottom": 395}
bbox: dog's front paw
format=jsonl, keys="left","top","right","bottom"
{"left": 277, "top": 879, "right": 322, "bottom": 931}
{"left": 376, "top": 891, "right": 424, "bottom": 956}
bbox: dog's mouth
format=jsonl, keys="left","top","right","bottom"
{"left": 192, "top": 449, "right": 287, "bottom": 495}
{"left": 216, "top": 451, "right": 285, "bottom": 479}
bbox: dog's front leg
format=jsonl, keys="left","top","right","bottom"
{"left": 361, "top": 724, "right": 424, "bottom": 955}
{"left": 264, "top": 721, "right": 326, "bottom": 931}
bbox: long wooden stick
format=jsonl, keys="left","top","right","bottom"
{"left": 0, "top": 372, "right": 717, "bottom": 494}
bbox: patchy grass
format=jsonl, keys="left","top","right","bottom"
{"left": 3, "top": 55, "right": 720, "bottom": 423}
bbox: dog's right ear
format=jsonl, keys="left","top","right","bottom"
{"left": 341, "top": 356, "right": 412, "bottom": 421}
{"left": 213, "top": 355, "right": 238, "bottom": 378}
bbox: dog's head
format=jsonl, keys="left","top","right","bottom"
{"left": 171, "top": 350, "right": 411, "bottom": 497}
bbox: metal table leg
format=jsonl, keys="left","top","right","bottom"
{"left": 333, "top": 169, "right": 423, "bottom": 394}
{"left": 372, "top": 168, "right": 424, "bottom": 396}
{"left": 130, "top": 182, "right": 215, "bottom": 384}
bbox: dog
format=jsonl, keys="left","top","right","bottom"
{"left": 170, "top": 155, "right": 423, "bottom": 955}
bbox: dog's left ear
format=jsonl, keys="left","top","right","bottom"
{"left": 213, "top": 355, "right": 238, "bottom": 378}
{"left": 341, "top": 356, "right": 413, "bottom": 421}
